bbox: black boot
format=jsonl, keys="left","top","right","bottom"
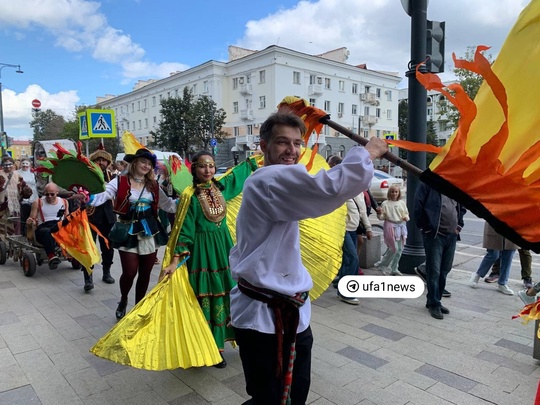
{"left": 116, "top": 301, "right": 127, "bottom": 320}
{"left": 102, "top": 266, "right": 115, "bottom": 284}
{"left": 83, "top": 269, "right": 94, "bottom": 292}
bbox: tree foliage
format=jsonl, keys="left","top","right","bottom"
{"left": 149, "top": 87, "right": 227, "bottom": 157}
{"left": 30, "top": 109, "right": 67, "bottom": 141}
{"left": 437, "top": 46, "right": 493, "bottom": 130}
{"left": 397, "top": 99, "right": 408, "bottom": 160}
{"left": 426, "top": 118, "right": 438, "bottom": 166}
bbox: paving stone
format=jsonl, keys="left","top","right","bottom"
{"left": 475, "top": 350, "right": 538, "bottom": 375}
{"left": 169, "top": 391, "right": 210, "bottom": 404}
{"left": 0, "top": 280, "right": 16, "bottom": 290}
{"left": 415, "top": 364, "right": 478, "bottom": 392}
{"left": 337, "top": 346, "right": 389, "bottom": 370}
{"left": 360, "top": 323, "right": 406, "bottom": 341}
{"left": 0, "top": 384, "right": 41, "bottom": 404}
{"left": 495, "top": 338, "right": 533, "bottom": 356}
{"left": 0, "top": 310, "right": 20, "bottom": 326}
{"left": 352, "top": 305, "right": 392, "bottom": 319}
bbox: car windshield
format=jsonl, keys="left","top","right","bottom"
{"left": 374, "top": 171, "right": 392, "bottom": 179}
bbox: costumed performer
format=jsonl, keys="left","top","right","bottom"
{"left": 162, "top": 150, "right": 259, "bottom": 369}
{"left": 87, "top": 148, "right": 177, "bottom": 320}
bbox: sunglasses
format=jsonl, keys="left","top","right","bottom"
{"left": 44, "top": 193, "right": 57, "bottom": 197}
{"left": 2, "top": 163, "right": 13, "bottom": 167}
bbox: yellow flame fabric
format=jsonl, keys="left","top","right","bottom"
{"left": 402, "top": 1, "right": 540, "bottom": 251}
{"left": 90, "top": 263, "right": 222, "bottom": 369}
{"left": 122, "top": 131, "right": 145, "bottom": 154}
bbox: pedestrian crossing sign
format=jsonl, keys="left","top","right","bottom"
{"left": 85, "top": 109, "right": 117, "bottom": 138}
{"left": 78, "top": 112, "right": 89, "bottom": 139}
{"left": 385, "top": 133, "right": 396, "bottom": 141}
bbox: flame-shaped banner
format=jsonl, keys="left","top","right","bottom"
{"left": 416, "top": 0, "right": 540, "bottom": 252}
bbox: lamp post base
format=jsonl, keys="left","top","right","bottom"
{"left": 399, "top": 243, "right": 425, "bottom": 275}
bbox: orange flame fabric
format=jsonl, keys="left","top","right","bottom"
{"left": 52, "top": 208, "right": 104, "bottom": 271}
{"left": 413, "top": 1, "right": 540, "bottom": 252}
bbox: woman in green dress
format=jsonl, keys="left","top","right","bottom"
{"left": 162, "top": 151, "right": 257, "bottom": 368}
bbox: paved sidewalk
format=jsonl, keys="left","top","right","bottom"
{"left": 0, "top": 243, "right": 539, "bottom": 404}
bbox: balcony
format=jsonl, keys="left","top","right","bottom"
{"left": 239, "top": 84, "right": 253, "bottom": 95}
{"left": 235, "top": 135, "right": 259, "bottom": 146}
{"left": 308, "top": 85, "right": 323, "bottom": 95}
{"left": 360, "top": 92, "right": 380, "bottom": 105}
{"left": 306, "top": 134, "right": 326, "bottom": 147}
{"left": 240, "top": 109, "right": 254, "bottom": 120}
{"left": 361, "top": 115, "right": 378, "bottom": 126}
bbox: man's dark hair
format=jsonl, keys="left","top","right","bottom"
{"left": 259, "top": 112, "right": 306, "bottom": 143}
{"left": 327, "top": 155, "right": 342, "bottom": 167}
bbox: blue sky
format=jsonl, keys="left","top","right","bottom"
{"left": 0, "top": 0, "right": 530, "bottom": 140}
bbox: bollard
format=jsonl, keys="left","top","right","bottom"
{"left": 359, "top": 233, "right": 381, "bottom": 269}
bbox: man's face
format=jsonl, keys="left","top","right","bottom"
{"left": 2, "top": 161, "right": 14, "bottom": 173}
{"left": 260, "top": 125, "right": 303, "bottom": 166}
{"left": 44, "top": 188, "right": 58, "bottom": 203}
{"left": 93, "top": 157, "right": 109, "bottom": 171}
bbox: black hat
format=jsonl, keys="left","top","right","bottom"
{"left": 123, "top": 148, "right": 157, "bottom": 168}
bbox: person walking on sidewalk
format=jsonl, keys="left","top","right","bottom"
{"left": 484, "top": 248, "right": 533, "bottom": 288}
{"left": 469, "top": 222, "right": 517, "bottom": 295}
{"left": 81, "top": 145, "right": 117, "bottom": 291}
{"left": 229, "top": 112, "right": 388, "bottom": 404}
{"left": 375, "top": 185, "right": 408, "bottom": 276}
{"left": 414, "top": 183, "right": 466, "bottom": 320}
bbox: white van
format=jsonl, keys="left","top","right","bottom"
{"left": 115, "top": 151, "right": 182, "bottom": 163}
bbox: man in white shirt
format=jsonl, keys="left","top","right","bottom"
{"left": 229, "top": 112, "right": 387, "bottom": 404}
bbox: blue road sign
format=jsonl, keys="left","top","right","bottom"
{"left": 209, "top": 138, "right": 217, "bottom": 147}
{"left": 78, "top": 112, "right": 89, "bottom": 139}
{"left": 87, "top": 109, "right": 117, "bottom": 138}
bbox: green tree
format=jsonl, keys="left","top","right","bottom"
{"left": 398, "top": 99, "right": 408, "bottom": 160}
{"left": 149, "top": 87, "right": 227, "bottom": 157}
{"left": 30, "top": 109, "right": 66, "bottom": 141}
{"left": 438, "top": 46, "right": 493, "bottom": 130}
{"left": 426, "top": 118, "right": 438, "bottom": 166}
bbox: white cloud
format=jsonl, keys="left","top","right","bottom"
{"left": 237, "top": 0, "right": 529, "bottom": 77}
{"left": 2, "top": 84, "right": 79, "bottom": 140}
{"left": 0, "top": 0, "right": 181, "bottom": 77}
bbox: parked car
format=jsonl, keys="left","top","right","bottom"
{"left": 369, "top": 170, "right": 405, "bottom": 203}
{"left": 215, "top": 167, "right": 229, "bottom": 175}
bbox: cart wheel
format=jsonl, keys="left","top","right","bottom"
{"left": 0, "top": 241, "right": 6, "bottom": 265}
{"left": 70, "top": 258, "right": 82, "bottom": 270}
{"left": 22, "top": 252, "right": 37, "bottom": 277}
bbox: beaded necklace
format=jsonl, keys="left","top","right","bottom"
{"left": 196, "top": 181, "right": 226, "bottom": 225}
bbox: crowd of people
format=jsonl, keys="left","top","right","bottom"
{"left": 1, "top": 111, "right": 538, "bottom": 404}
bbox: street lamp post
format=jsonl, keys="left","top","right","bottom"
{"left": 0, "top": 63, "right": 24, "bottom": 157}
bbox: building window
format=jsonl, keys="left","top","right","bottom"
{"left": 363, "top": 129, "right": 369, "bottom": 137}
{"left": 376, "top": 130, "right": 381, "bottom": 137}
{"left": 152, "top": 96, "right": 156, "bottom": 107}
{"left": 352, "top": 104, "right": 358, "bottom": 115}
{"left": 233, "top": 78, "right": 239, "bottom": 89}
{"left": 175, "top": 89, "right": 179, "bottom": 97}
{"left": 138, "top": 120, "right": 142, "bottom": 130}
{"left": 386, "top": 90, "right": 392, "bottom": 101}
{"left": 131, "top": 103, "right": 135, "bottom": 112}
{"left": 203, "top": 81, "right": 209, "bottom": 93}
{"left": 167, "top": 91, "right": 171, "bottom": 98}
{"left": 132, "top": 121, "right": 135, "bottom": 129}
{"left": 365, "top": 85, "right": 371, "bottom": 94}
{"left": 192, "top": 85, "right": 197, "bottom": 94}
{"left": 324, "top": 100, "right": 331, "bottom": 111}
{"left": 387, "top": 110, "right": 392, "bottom": 119}
{"left": 339, "top": 80, "right": 345, "bottom": 92}
{"left": 352, "top": 83, "right": 358, "bottom": 94}
{"left": 234, "top": 127, "right": 239, "bottom": 136}
{"left": 144, "top": 118, "right": 148, "bottom": 128}
{"left": 293, "top": 71, "right": 301, "bottom": 84}
{"left": 126, "top": 122, "right": 130, "bottom": 130}
{"left": 233, "top": 102, "right": 239, "bottom": 113}
{"left": 376, "top": 88, "right": 381, "bottom": 98}
{"left": 309, "top": 98, "right": 316, "bottom": 106}
{"left": 259, "top": 96, "right": 266, "bottom": 109}
{"left": 309, "top": 74, "right": 316, "bottom": 85}
{"left": 427, "top": 108, "right": 433, "bottom": 116}
{"left": 324, "top": 78, "right": 331, "bottom": 89}
{"left": 159, "top": 94, "right": 163, "bottom": 102}
{"left": 259, "top": 70, "right": 266, "bottom": 84}
{"left": 247, "top": 125, "right": 253, "bottom": 135}
{"left": 364, "top": 106, "right": 370, "bottom": 115}
{"left": 153, "top": 116, "right": 157, "bottom": 123}
{"left": 376, "top": 108, "right": 381, "bottom": 118}
{"left": 137, "top": 101, "right": 141, "bottom": 111}
{"left": 338, "top": 102, "right": 344, "bottom": 114}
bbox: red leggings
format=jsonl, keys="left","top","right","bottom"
{"left": 118, "top": 250, "right": 157, "bottom": 304}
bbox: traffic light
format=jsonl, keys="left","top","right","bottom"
{"left": 426, "top": 20, "right": 445, "bottom": 73}
{"left": 0, "top": 132, "right": 6, "bottom": 148}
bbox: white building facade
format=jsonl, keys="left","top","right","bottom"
{"left": 97, "top": 45, "right": 402, "bottom": 165}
